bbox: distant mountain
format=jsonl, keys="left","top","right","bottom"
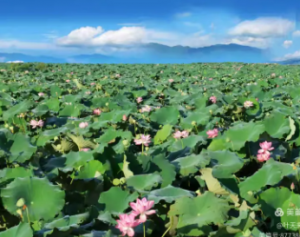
{"left": 65, "top": 54, "right": 118, "bottom": 64}
{"left": 275, "top": 58, "right": 300, "bottom": 65}
{"left": 0, "top": 53, "right": 66, "bottom": 63}
{"left": 0, "top": 43, "right": 271, "bottom": 64}
{"left": 137, "top": 43, "right": 270, "bottom": 63}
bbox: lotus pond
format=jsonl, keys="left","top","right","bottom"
{"left": 0, "top": 62, "right": 300, "bottom": 237}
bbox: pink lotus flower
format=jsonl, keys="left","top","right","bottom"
{"left": 244, "top": 101, "right": 253, "bottom": 108}
{"left": 38, "top": 92, "right": 45, "bottom": 97}
{"left": 140, "top": 105, "right": 152, "bottom": 113}
{"left": 66, "top": 80, "right": 70, "bottom": 83}
{"left": 271, "top": 73, "right": 276, "bottom": 77}
{"left": 90, "top": 82, "right": 95, "bottom": 86}
{"left": 279, "top": 76, "right": 283, "bottom": 79}
{"left": 70, "top": 72, "right": 74, "bottom": 75}
{"left": 173, "top": 131, "right": 182, "bottom": 139}
{"left": 168, "top": 79, "right": 174, "bottom": 83}
{"left": 85, "top": 91, "right": 91, "bottom": 95}
{"left": 209, "top": 78, "right": 213, "bottom": 81}
{"left": 93, "top": 109, "right": 101, "bottom": 116}
{"left": 257, "top": 151, "right": 271, "bottom": 162}
{"left": 80, "top": 148, "right": 90, "bottom": 152}
{"left": 134, "top": 134, "right": 151, "bottom": 146}
{"left": 209, "top": 96, "right": 217, "bottom": 104}
{"left": 116, "top": 213, "right": 140, "bottom": 237}
{"left": 206, "top": 129, "right": 218, "bottom": 138}
{"left": 173, "top": 130, "right": 189, "bottom": 139}
{"left": 123, "top": 114, "right": 127, "bottom": 121}
{"left": 136, "top": 97, "right": 143, "bottom": 103}
{"left": 79, "top": 122, "right": 88, "bottom": 128}
{"left": 30, "top": 120, "right": 44, "bottom": 129}
{"left": 258, "top": 141, "right": 274, "bottom": 154}
{"left": 181, "top": 130, "right": 189, "bottom": 138}
{"left": 115, "top": 73, "right": 121, "bottom": 78}
{"left": 257, "top": 141, "right": 273, "bottom": 162}
{"left": 130, "top": 198, "right": 156, "bottom": 223}
{"left": 256, "top": 98, "right": 259, "bottom": 101}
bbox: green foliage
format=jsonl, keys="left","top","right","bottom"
{"left": 1, "top": 62, "right": 300, "bottom": 236}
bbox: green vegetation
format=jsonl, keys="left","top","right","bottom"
{"left": 0, "top": 62, "right": 299, "bottom": 236}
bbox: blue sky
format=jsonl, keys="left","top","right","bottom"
{"left": 1, "top": 0, "right": 300, "bottom": 61}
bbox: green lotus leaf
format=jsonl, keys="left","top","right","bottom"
{"left": 0, "top": 223, "right": 33, "bottom": 237}
{"left": 151, "top": 155, "right": 176, "bottom": 187}
{"left": 2, "top": 100, "right": 33, "bottom": 120}
{"left": 180, "top": 111, "right": 211, "bottom": 130}
{"left": 263, "top": 112, "right": 290, "bottom": 138}
{"left": 172, "top": 153, "right": 210, "bottom": 177}
{"left": 147, "top": 185, "right": 194, "bottom": 204}
{"left": 0, "top": 167, "right": 33, "bottom": 185}
{"left": 150, "top": 106, "right": 179, "bottom": 125}
{"left": 75, "top": 160, "right": 106, "bottom": 180}
{"left": 44, "top": 98, "right": 60, "bottom": 113}
{"left": 31, "top": 104, "right": 49, "bottom": 116}
{"left": 223, "top": 122, "right": 265, "bottom": 151}
{"left": 9, "top": 133, "right": 37, "bottom": 163}
{"left": 239, "top": 159, "right": 296, "bottom": 203}
{"left": 1, "top": 177, "right": 65, "bottom": 222}
{"left": 286, "top": 116, "right": 296, "bottom": 141}
{"left": 153, "top": 124, "right": 172, "bottom": 145}
{"left": 44, "top": 151, "right": 94, "bottom": 172}
{"left": 126, "top": 173, "right": 162, "bottom": 193}
{"left": 168, "top": 135, "right": 206, "bottom": 152}
{"left": 37, "top": 125, "right": 72, "bottom": 146}
{"left": 50, "top": 85, "right": 62, "bottom": 97}
{"left": 98, "top": 187, "right": 138, "bottom": 215}
{"left": 206, "top": 150, "right": 244, "bottom": 178}
{"left": 259, "top": 187, "right": 300, "bottom": 231}
{"left": 168, "top": 192, "right": 231, "bottom": 234}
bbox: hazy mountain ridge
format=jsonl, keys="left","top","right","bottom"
{"left": 0, "top": 43, "right": 275, "bottom": 64}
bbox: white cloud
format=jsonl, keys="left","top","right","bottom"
{"left": 56, "top": 26, "right": 177, "bottom": 47}
{"left": 222, "top": 36, "right": 270, "bottom": 49}
{"left": 229, "top": 17, "right": 295, "bottom": 38}
{"left": 283, "top": 40, "right": 293, "bottom": 48}
{"left": 175, "top": 12, "right": 191, "bottom": 18}
{"left": 293, "top": 30, "right": 300, "bottom": 37}
{"left": 273, "top": 51, "right": 300, "bottom": 61}
{"left": 6, "top": 60, "right": 24, "bottom": 63}
{"left": 56, "top": 26, "right": 103, "bottom": 46}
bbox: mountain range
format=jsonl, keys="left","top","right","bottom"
{"left": 0, "top": 43, "right": 295, "bottom": 64}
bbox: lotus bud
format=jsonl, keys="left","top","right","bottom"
{"left": 105, "top": 102, "right": 109, "bottom": 106}
{"left": 291, "top": 183, "right": 295, "bottom": 191}
{"left": 113, "top": 178, "right": 121, "bottom": 186}
{"left": 54, "top": 136, "right": 59, "bottom": 141}
{"left": 4, "top": 124, "right": 9, "bottom": 128}
{"left": 122, "top": 139, "right": 130, "bottom": 147}
{"left": 191, "top": 121, "right": 196, "bottom": 126}
{"left": 226, "top": 138, "right": 231, "bottom": 142}
{"left": 120, "top": 177, "right": 126, "bottom": 184}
